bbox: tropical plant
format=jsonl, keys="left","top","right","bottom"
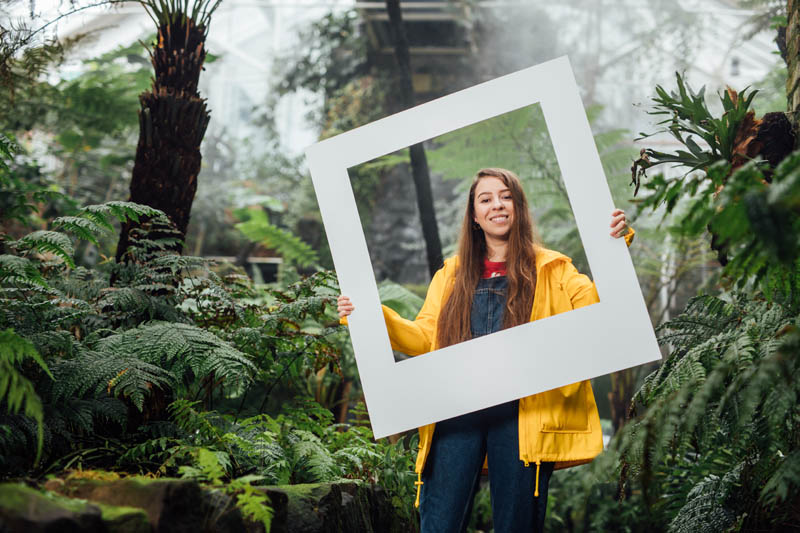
{"left": 234, "top": 207, "right": 319, "bottom": 269}
{"left": 613, "top": 291, "right": 800, "bottom": 532}
{"left": 553, "top": 73, "right": 800, "bottom": 533}
{"left": 632, "top": 74, "right": 762, "bottom": 182}
{"left": 123, "top": 397, "right": 419, "bottom": 525}
{"left": 0, "top": 329, "right": 52, "bottom": 465}
{"left": 633, "top": 76, "right": 800, "bottom": 308}
{"left": 116, "top": 0, "right": 221, "bottom": 259}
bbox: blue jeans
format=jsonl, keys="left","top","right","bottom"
{"left": 419, "top": 400, "right": 554, "bottom": 532}
{"left": 420, "top": 276, "right": 554, "bottom": 532}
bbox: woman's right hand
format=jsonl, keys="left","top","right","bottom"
{"left": 337, "top": 295, "right": 355, "bottom": 318}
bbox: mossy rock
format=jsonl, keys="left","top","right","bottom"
{"left": 44, "top": 476, "right": 416, "bottom": 532}
{"left": 266, "top": 480, "right": 415, "bottom": 533}
{"left": 97, "top": 502, "right": 150, "bottom": 533}
{"left": 0, "top": 482, "right": 104, "bottom": 532}
{"left": 51, "top": 477, "right": 202, "bottom": 533}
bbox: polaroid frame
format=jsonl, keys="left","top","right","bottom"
{"left": 305, "top": 56, "right": 660, "bottom": 438}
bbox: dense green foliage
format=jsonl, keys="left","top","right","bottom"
{"left": 0, "top": 137, "right": 419, "bottom": 525}
{"left": 541, "top": 73, "right": 800, "bottom": 532}
{"left": 3, "top": 3, "right": 798, "bottom": 531}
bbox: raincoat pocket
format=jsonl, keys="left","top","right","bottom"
{"left": 538, "top": 381, "right": 592, "bottom": 433}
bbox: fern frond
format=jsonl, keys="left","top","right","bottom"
{"left": 150, "top": 254, "right": 213, "bottom": 275}
{"left": 97, "top": 287, "right": 157, "bottom": 316}
{"left": 27, "top": 330, "right": 80, "bottom": 358}
{"left": 0, "top": 255, "right": 47, "bottom": 287}
{"left": 288, "top": 429, "right": 339, "bottom": 482}
{"left": 0, "top": 329, "right": 53, "bottom": 380}
{"left": 0, "top": 329, "right": 52, "bottom": 464}
{"left": 52, "top": 216, "right": 105, "bottom": 245}
{"left": 667, "top": 470, "right": 738, "bottom": 533}
{"left": 51, "top": 350, "right": 175, "bottom": 411}
{"left": 96, "top": 322, "right": 255, "bottom": 390}
{"left": 235, "top": 208, "right": 318, "bottom": 268}
{"left": 168, "top": 399, "right": 222, "bottom": 443}
{"left": 81, "top": 201, "right": 162, "bottom": 226}
{"left": 12, "top": 231, "right": 75, "bottom": 268}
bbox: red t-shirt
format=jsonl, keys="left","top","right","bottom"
{"left": 482, "top": 259, "right": 507, "bottom": 278}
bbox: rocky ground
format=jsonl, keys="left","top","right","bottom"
{"left": 0, "top": 477, "right": 415, "bottom": 532}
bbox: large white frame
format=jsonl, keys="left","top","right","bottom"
{"left": 305, "top": 56, "right": 661, "bottom": 438}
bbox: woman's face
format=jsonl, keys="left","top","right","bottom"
{"left": 473, "top": 176, "right": 514, "bottom": 242}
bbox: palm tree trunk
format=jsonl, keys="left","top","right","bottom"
{"left": 788, "top": 0, "right": 800, "bottom": 143}
{"left": 115, "top": 1, "right": 218, "bottom": 262}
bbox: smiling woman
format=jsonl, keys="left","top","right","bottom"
{"left": 337, "top": 167, "right": 631, "bottom": 533}
{"left": 473, "top": 174, "right": 516, "bottom": 254}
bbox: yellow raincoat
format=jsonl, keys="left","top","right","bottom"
{"left": 345, "top": 231, "right": 634, "bottom": 505}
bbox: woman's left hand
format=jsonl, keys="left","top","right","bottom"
{"left": 610, "top": 209, "right": 628, "bottom": 238}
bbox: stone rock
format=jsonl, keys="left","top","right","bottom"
{"left": 0, "top": 483, "right": 105, "bottom": 533}
{"left": 52, "top": 478, "right": 202, "bottom": 533}
{"left": 40, "top": 477, "right": 416, "bottom": 533}
{"left": 266, "top": 480, "right": 415, "bottom": 533}
{"left": 96, "top": 502, "right": 151, "bottom": 533}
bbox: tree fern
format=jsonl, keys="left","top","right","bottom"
{"left": 12, "top": 230, "right": 76, "bottom": 267}
{"left": 0, "top": 255, "right": 47, "bottom": 287}
{"left": 50, "top": 349, "right": 175, "bottom": 411}
{"left": 614, "top": 292, "right": 799, "bottom": 531}
{"left": 82, "top": 201, "right": 161, "bottom": 225}
{"left": 0, "top": 329, "right": 52, "bottom": 464}
{"left": 94, "top": 322, "right": 255, "bottom": 393}
{"left": 52, "top": 202, "right": 162, "bottom": 245}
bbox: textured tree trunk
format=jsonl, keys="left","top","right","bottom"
{"left": 788, "top": 0, "right": 800, "bottom": 145}
{"left": 115, "top": 11, "right": 211, "bottom": 262}
{"left": 385, "top": 0, "right": 444, "bottom": 277}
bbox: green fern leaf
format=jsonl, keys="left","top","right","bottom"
{"left": 51, "top": 350, "right": 175, "bottom": 411}
{"left": 13, "top": 230, "right": 75, "bottom": 268}
{"left": 96, "top": 322, "right": 255, "bottom": 389}
{"left": 0, "top": 329, "right": 52, "bottom": 464}
{"left": 52, "top": 216, "right": 105, "bottom": 245}
{"left": 81, "top": 201, "right": 162, "bottom": 226}
{"left": 0, "top": 254, "right": 47, "bottom": 287}
{"left": 235, "top": 208, "right": 318, "bottom": 268}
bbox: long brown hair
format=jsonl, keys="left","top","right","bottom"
{"left": 436, "top": 168, "right": 539, "bottom": 349}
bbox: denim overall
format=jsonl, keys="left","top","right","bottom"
{"left": 420, "top": 275, "right": 555, "bottom": 533}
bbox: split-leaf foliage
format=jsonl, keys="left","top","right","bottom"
{"left": 544, "top": 74, "right": 800, "bottom": 532}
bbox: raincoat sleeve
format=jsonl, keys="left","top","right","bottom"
{"left": 380, "top": 265, "right": 449, "bottom": 356}
{"left": 339, "top": 264, "right": 449, "bottom": 356}
{"left": 561, "top": 260, "right": 600, "bottom": 310}
{"left": 624, "top": 227, "right": 635, "bottom": 246}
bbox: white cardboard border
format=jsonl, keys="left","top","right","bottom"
{"left": 305, "top": 56, "right": 660, "bottom": 438}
